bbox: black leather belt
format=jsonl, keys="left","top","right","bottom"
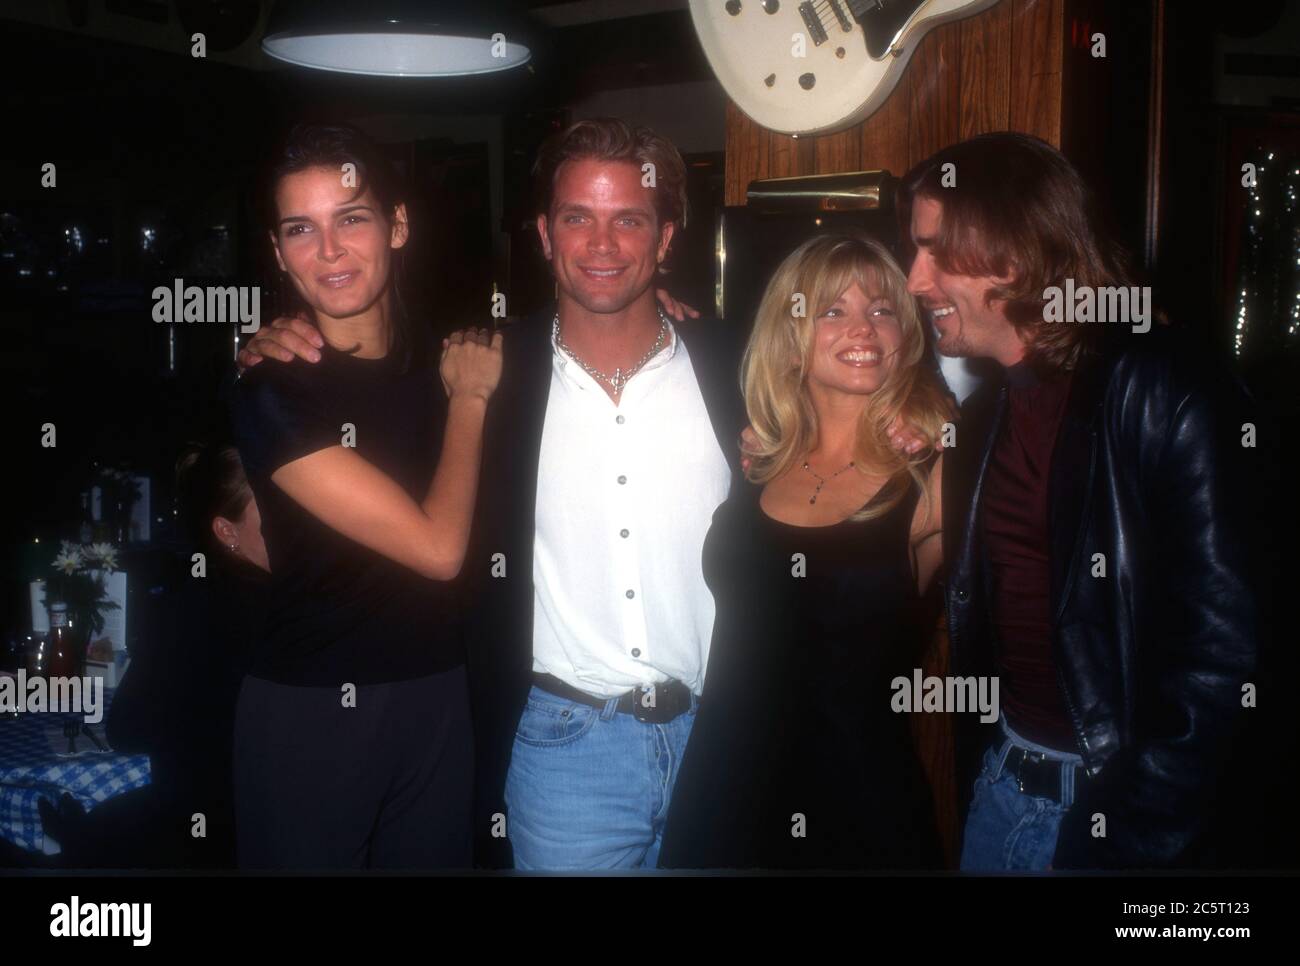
{"left": 532, "top": 672, "right": 693, "bottom": 724}
{"left": 1003, "top": 743, "right": 1091, "bottom": 804}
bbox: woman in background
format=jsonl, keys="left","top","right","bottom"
{"left": 660, "top": 233, "right": 952, "bottom": 870}
{"left": 108, "top": 442, "right": 269, "bottom": 868}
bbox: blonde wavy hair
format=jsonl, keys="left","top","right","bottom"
{"left": 742, "top": 232, "right": 954, "bottom": 524}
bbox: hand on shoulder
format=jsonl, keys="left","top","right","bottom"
{"left": 237, "top": 312, "right": 324, "bottom": 372}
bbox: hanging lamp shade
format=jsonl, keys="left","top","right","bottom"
{"left": 261, "top": 0, "right": 533, "bottom": 77}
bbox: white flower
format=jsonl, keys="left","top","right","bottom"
{"left": 90, "top": 545, "right": 118, "bottom": 572}
{"left": 53, "top": 549, "right": 83, "bottom": 575}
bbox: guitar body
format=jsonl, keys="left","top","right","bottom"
{"left": 690, "top": 0, "right": 1002, "bottom": 136}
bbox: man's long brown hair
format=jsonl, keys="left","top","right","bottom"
{"left": 898, "top": 132, "right": 1135, "bottom": 372}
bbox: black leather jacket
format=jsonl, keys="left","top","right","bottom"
{"left": 942, "top": 327, "right": 1263, "bottom": 869}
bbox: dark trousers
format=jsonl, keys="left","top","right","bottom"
{"left": 233, "top": 665, "right": 473, "bottom": 869}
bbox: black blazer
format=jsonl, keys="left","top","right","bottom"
{"left": 462, "top": 305, "right": 749, "bottom": 867}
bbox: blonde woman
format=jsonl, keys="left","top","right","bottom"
{"left": 659, "top": 233, "right": 953, "bottom": 870}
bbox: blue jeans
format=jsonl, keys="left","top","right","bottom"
{"left": 959, "top": 719, "right": 1084, "bottom": 871}
{"left": 504, "top": 684, "right": 698, "bottom": 870}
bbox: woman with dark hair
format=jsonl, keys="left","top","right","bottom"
{"left": 176, "top": 442, "right": 270, "bottom": 573}
{"left": 229, "top": 122, "right": 501, "bottom": 869}
{"left": 107, "top": 442, "right": 270, "bottom": 868}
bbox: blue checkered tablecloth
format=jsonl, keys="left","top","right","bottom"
{"left": 0, "top": 687, "right": 151, "bottom": 853}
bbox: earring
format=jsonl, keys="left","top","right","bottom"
{"left": 228, "top": 543, "right": 239, "bottom": 552}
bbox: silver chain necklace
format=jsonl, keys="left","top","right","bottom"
{"left": 552, "top": 309, "right": 671, "bottom": 396}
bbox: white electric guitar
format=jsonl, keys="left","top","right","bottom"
{"left": 690, "top": 0, "right": 1002, "bottom": 136}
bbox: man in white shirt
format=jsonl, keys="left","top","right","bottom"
{"left": 466, "top": 118, "right": 747, "bottom": 869}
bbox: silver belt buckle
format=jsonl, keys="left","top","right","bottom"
{"left": 1016, "top": 749, "right": 1046, "bottom": 793}
{"left": 632, "top": 683, "right": 659, "bottom": 723}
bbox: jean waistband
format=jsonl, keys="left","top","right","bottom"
{"left": 998, "top": 716, "right": 1083, "bottom": 763}
{"left": 529, "top": 678, "right": 699, "bottom": 721}
{"left": 989, "top": 718, "right": 1085, "bottom": 808}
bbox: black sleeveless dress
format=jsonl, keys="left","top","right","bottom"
{"left": 659, "top": 463, "right": 943, "bottom": 870}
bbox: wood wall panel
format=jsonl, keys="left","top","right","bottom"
{"left": 769, "top": 128, "right": 796, "bottom": 178}
{"left": 907, "top": 21, "right": 965, "bottom": 173}
{"left": 1008, "top": 0, "right": 1064, "bottom": 143}
{"left": 959, "top": 0, "right": 1013, "bottom": 138}
{"left": 859, "top": 77, "right": 912, "bottom": 193}
{"left": 815, "top": 127, "right": 861, "bottom": 175}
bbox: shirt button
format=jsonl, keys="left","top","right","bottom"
{"left": 626, "top": 589, "right": 635, "bottom": 599}
{"left": 616, "top": 414, "right": 625, "bottom": 424}
{"left": 631, "top": 648, "right": 641, "bottom": 658}
{"left": 617, "top": 475, "right": 627, "bottom": 485}
{"left": 620, "top": 528, "right": 629, "bottom": 538}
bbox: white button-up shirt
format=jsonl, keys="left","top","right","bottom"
{"left": 531, "top": 318, "right": 731, "bottom": 698}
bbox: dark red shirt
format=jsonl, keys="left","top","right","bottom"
{"left": 981, "top": 362, "right": 1077, "bottom": 751}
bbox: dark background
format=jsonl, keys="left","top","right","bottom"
{"left": 1, "top": 5, "right": 1297, "bottom": 870}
